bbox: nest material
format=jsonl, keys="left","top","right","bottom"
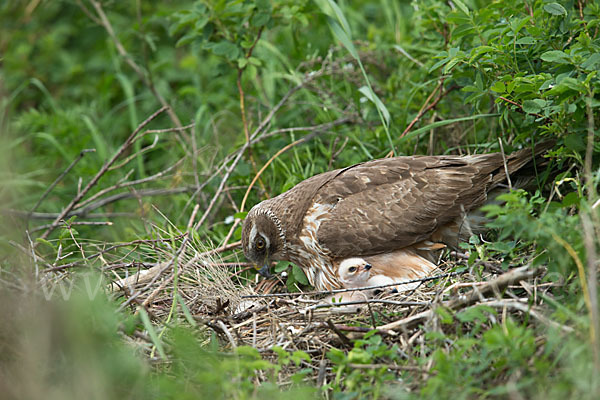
{"left": 107, "top": 242, "right": 569, "bottom": 389}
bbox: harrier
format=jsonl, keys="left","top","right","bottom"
{"left": 242, "top": 144, "right": 550, "bottom": 291}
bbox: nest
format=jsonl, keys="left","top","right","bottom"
{"left": 106, "top": 235, "right": 569, "bottom": 388}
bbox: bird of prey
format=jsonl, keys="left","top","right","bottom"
{"left": 242, "top": 144, "right": 550, "bottom": 291}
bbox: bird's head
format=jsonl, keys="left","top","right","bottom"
{"left": 337, "top": 258, "right": 372, "bottom": 288}
{"left": 241, "top": 205, "right": 286, "bottom": 277}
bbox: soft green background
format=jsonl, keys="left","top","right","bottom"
{"left": 1, "top": 0, "right": 599, "bottom": 398}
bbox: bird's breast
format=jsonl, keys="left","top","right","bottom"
{"left": 286, "top": 202, "right": 340, "bottom": 290}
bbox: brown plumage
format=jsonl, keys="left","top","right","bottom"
{"left": 242, "top": 144, "right": 551, "bottom": 291}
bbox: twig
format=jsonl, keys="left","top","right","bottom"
{"left": 192, "top": 77, "right": 315, "bottom": 231}
{"left": 384, "top": 79, "right": 455, "bottom": 157}
{"left": 240, "top": 271, "right": 465, "bottom": 298}
{"left": 117, "top": 232, "right": 190, "bottom": 311}
{"left": 480, "top": 300, "right": 574, "bottom": 333}
{"left": 498, "top": 96, "right": 546, "bottom": 120}
{"left": 36, "top": 106, "right": 168, "bottom": 244}
{"left": 348, "top": 363, "right": 424, "bottom": 371}
{"left": 70, "top": 186, "right": 198, "bottom": 217}
{"left": 5, "top": 210, "right": 135, "bottom": 220}
{"left": 28, "top": 149, "right": 96, "bottom": 224}
{"left": 216, "top": 320, "right": 238, "bottom": 349}
{"left": 251, "top": 117, "right": 353, "bottom": 145}
{"left": 89, "top": 0, "right": 183, "bottom": 130}
{"left": 200, "top": 240, "right": 242, "bottom": 256}
{"left": 498, "top": 138, "right": 512, "bottom": 191}
{"left": 400, "top": 79, "right": 446, "bottom": 138}
{"left": 193, "top": 150, "right": 247, "bottom": 231}
{"left": 308, "top": 299, "right": 427, "bottom": 310}
{"left": 240, "top": 132, "right": 320, "bottom": 213}
{"left": 30, "top": 220, "right": 113, "bottom": 233}
{"left": 393, "top": 44, "right": 425, "bottom": 68}
{"left": 326, "top": 319, "right": 352, "bottom": 348}
{"left": 376, "top": 265, "right": 543, "bottom": 331}
{"left": 73, "top": 158, "right": 185, "bottom": 210}
{"left": 108, "top": 134, "right": 159, "bottom": 171}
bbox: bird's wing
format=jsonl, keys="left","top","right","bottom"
{"left": 314, "top": 155, "right": 503, "bottom": 258}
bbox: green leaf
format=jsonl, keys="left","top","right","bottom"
{"left": 255, "top": 0, "right": 271, "bottom": 12}
{"left": 541, "top": 50, "right": 570, "bottom": 63}
{"left": 251, "top": 11, "right": 270, "bottom": 27}
{"left": 325, "top": 0, "right": 352, "bottom": 35}
{"left": 402, "top": 114, "right": 500, "bottom": 141}
{"left": 456, "top": 305, "right": 495, "bottom": 323}
{"left": 453, "top": 0, "right": 470, "bottom": 15}
{"left": 139, "top": 307, "right": 167, "bottom": 360}
{"left": 565, "top": 134, "right": 586, "bottom": 152}
{"left": 292, "top": 265, "right": 309, "bottom": 285}
{"left": 561, "top": 192, "right": 580, "bottom": 207}
{"left": 429, "top": 56, "right": 450, "bottom": 72}
{"left": 274, "top": 261, "right": 291, "bottom": 273}
{"left": 543, "top": 3, "right": 567, "bottom": 16}
{"left": 443, "top": 56, "right": 462, "bottom": 73}
{"left": 358, "top": 86, "right": 390, "bottom": 127}
{"left": 582, "top": 53, "right": 600, "bottom": 70}
{"left": 522, "top": 99, "right": 546, "bottom": 114}
{"left": 291, "top": 350, "right": 311, "bottom": 366}
{"left": 435, "top": 306, "right": 454, "bottom": 324}
{"left": 211, "top": 41, "right": 240, "bottom": 60}
{"left": 177, "top": 293, "right": 197, "bottom": 327}
{"left": 247, "top": 56, "right": 262, "bottom": 66}
{"left": 516, "top": 36, "right": 536, "bottom": 45}
{"left": 491, "top": 81, "right": 506, "bottom": 93}
{"left": 327, "top": 17, "right": 358, "bottom": 60}
{"left": 234, "top": 211, "right": 248, "bottom": 219}
{"left": 35, "top": 238, "right": 55, "bottom": 251}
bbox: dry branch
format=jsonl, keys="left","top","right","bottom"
{"left": 377, "top": 265, "right": 544, "bottom": 331}
{"left": 36, "top": 107, "right": 168, "bottom": 244}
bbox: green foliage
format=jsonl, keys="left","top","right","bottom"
{"left": 326, "top": 332, "right": 401, "bottom": 399}
{"left": 2, "top": 0, "right": 600, "bottom": 398}
{"left": 483, "top": 189, "right": 584, "bottom": 275}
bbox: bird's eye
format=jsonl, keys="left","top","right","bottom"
{"left": 256, "top": 238, "right": 265, "bottom": 250}
{"left": 348, "top": 266, "right": 357, "bottom": 273}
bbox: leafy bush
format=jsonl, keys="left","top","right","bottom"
{"left": 1, "top": 0, "right": 599, "bottom": 398}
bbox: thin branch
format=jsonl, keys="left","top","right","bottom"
{"left": 191, "top": 76, "right": 316, "bottom": 231}
{"left": 30, "top": 220, "right": 113, "bottom": 233}
{"left": 36, "top": 106, "right": 168, "bottom": 244}
{"left": 118, "top": 232, "right": 191, "bottom": 311}
{"left": 88, "top": 0, "right": 183, "bottom": 130}
{"left": 74, "top": 157, "right": 185, "bottom": 210}
{"left": 249, "top": 116, "right": 353, "bottom": 145}
{"left": 498, "top": 137, "right": 513, "bottom": 191}
{"left": 240, "top": 271, "right": 465, "bottom": 298}
{"left": 376, "top": 265, "right": 543, "bottom": 331}
{"left": 240, "top": 132, "right": 319, "bottom": 213}
{"left": 28, "top": 149, "right": 96, "bottom": 222}
{"left": 70, "top": 187, "right": 197, "bottom": 217}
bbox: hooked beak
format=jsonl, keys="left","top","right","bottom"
{"left": 258, "top": 261, "right": 272, "bottom": 278}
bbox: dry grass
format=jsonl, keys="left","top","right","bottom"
{"left": 88, "top": 230, "right": 571, "bottom": 388}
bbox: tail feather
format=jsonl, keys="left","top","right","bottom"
{"left": 492, "top": 140, "right": 554, "bottom": 187}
